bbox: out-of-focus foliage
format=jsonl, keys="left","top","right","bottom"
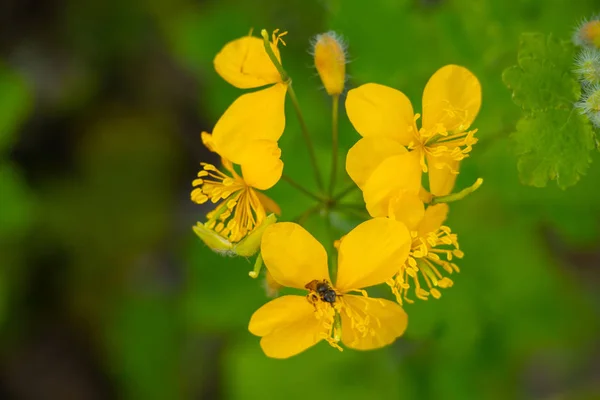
{"left": 503, "top": 33, "right": 596, "bottom": 188}
{"left": 1, "top": 0, "right": 599, "bottom": 399}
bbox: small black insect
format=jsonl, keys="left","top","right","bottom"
{"left": 305, "top": 279, "right": 337, "bottom": 304}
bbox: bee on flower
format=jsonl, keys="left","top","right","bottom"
{"left": 249, "top": 219, "right": 411, "bottom": 358}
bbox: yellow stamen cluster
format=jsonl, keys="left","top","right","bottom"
{"left": 388, "top": 225, "right": 463, "bottom": 305}
{"left": 311, "top": 300, "right": 342, "bottom": 351}
{"left": 191, "top": 162, "right": 266, "bottom": 243}
{"left": 408, "top": 114, "right": 479, "bottom": 173}
{"left": 338, "top": 296, "right": 383, "bottom": 347}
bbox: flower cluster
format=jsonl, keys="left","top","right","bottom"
{"left": 574, "top": 16, "right": 600, "bottom": 128}
{"left": 192, "top": 28, "right": 482, "bottom": 358}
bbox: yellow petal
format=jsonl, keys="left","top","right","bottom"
{"left": 214, "top": 36, "right": 282, "bottom": 89}
{"left": 340, "top": 295, "right": 407, "bottom": 350}
{"left": 388, "top": 191, "right": 425, "bottom": 231}
{"left": 255, "top": 191, "right": 281, "bottom": 216}
{"left": 201, "top": 131, "right": 216, "bottom": 153}
{"left": 418, "top": 204, "right": 449, "bottom": 238}
{"left": 261, "top": 222, "right": 330, "bottom": 290}
{"left": 336, "top": 218, "right": 411, "bottom": 291}
{"left": 362, "top": 151, "right": 422, "bottom": 217}
{"left": 212, "top": 84, "right": 287, "bottom": 164}
{"left": 249, "top": 295, "right": 325, "bottom": 359}
{"left": 345, "top": 83, "right": 416, "bottom": 145}
{"left": 346, "top": 137, "right": 406, "bottom": 190}
{"left": 240, "top": 140, "right": 283, "bottom": 190}
{"left": 422, "top": 65, "right": 481, "bottom": 132}
{"left": 426, "top": 153, "right": 460, "bottom": 196}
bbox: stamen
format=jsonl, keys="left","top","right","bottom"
{"left": 191, "top": 162, "right": 268, "bottom": 243}
{"left": 390, "top": 224, "right": 461, "bottom": 304}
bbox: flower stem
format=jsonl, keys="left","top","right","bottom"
{"left": 431, "top": 178, "right": 484, "bottom": 204}
{"left": 282, "top": 174, "right": 324, "bottom": 202}
{"left": 294, "top": 204, "right": 322, "bottom": 225}
{"left": 249, "top": 253, "right": 263, "bottom": 278}
{"left": 328, "top": 95, "right": 340, "bottom": 198}
{"left": 260, "top": 29, "right": 325, "bottom": 194}
{"left": 333, "top": 183, "right": 359, "bottom": 202}
{"left": 287, "top": 85, "right": 325, "bottom": 193}
{"left": 260, "top": 29, "right": 288, "bottom": 82}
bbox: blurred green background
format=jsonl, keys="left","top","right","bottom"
{"left": 1, "top": 0, "right": 599, "bottom": 399}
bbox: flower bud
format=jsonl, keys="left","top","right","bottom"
{"left": 575, "top": 84, "right": 600, "bottom": 128}
{"left": 574, "top": 48, "right": 600, "bottom": 86}
{"left": 233, "top": 213, "right": 277, "bottom": 257}
{"left": 193, "top": 213, "right": 277, "bottom": 257}
{"left": 573, "top": 17, "right": 600, "bottom": 49}
{"left": 312, "top": 32, "right": 347, "bottom": 96}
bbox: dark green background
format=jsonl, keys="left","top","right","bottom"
{"left": 1, "top": 0, "right": 599, "bottom": 399}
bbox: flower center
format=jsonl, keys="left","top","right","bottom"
{"left": 407, "top": 113, "right": 478, "bottom": 174}
{"left": 388, "top": 225, "right": 463, "bottom": 304}
{"left": 191, "top": 162, "right": 266, "bottom": 243}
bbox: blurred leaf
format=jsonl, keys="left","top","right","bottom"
{"left": 106, "top": 292, "right": 184, "bottom": 400}
{"left": 0, "top": 162, "right": 34, "bottom": 238}
{"left": 503, "top": 33, "right": 578, "bottom": 111}
{"left": 0, "top": 64, "right": 31, "bottom": 154}
{"left": 503, "top": 33, "right": 596, "bottom": 188}
{"left": 513, "top": 109, "right": 595, "bottom": 189}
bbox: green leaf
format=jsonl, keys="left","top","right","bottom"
{"left": 502, "top": 33, "right": 579, "bottom": 111}
{"left": 513, "top": 109, "right": 595, "bottom": 189}
{"left": 503, "top": 33, "right": 596, "bottom": 188}
{"left": 0, "top": 64, "right": 31, "bottom": 153}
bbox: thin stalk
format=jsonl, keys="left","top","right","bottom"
{"left": 333, "top": 183, "right": 359, "bottom": 202}
{"left": 260, "top": 29, "right": 324, "bottom": 193}
{"left": 282, "top": 174, "right": 323, "bottom": 202}
{"left": 432, "top": 178, "right": 483, "bottom": 204}
{"left": 328, "top": 95, "right": 340, "bottom": 197}
{"left": 294, "top": 204, "right": 322, "bottom": 225}
{"left": 287, "top": 85, "right": 325, "bottom": 193}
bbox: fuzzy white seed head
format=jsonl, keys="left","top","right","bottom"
{"left": 575, "top": 84, "right": 600, "bottom": 127}
{"left": 574, "top": 48, "right": 600, "bottom": 86}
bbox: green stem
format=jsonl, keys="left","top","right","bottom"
{"left": 287, "top": 85, "right": 325, "bottom": 193}
{"left": 328, "top": 95, "right": 340, "bottom": 198}
{"left": 294, "top": 204, "right": 322, "bottom": 225}
{"left": 432, "top": 178, "right": 484, "bottom": 204}
{"left": 260, "top": 29, "right": 288, "bottom": 82}
{"left": 336, "top": 204, "right": 370, "bottom": 220}
{"left": 249, "top": 253, "right": 263, "bottom": 278}
{"left": 260, "top": 29, "right": 324, "bottom": 193}
{"left": 333, "top": 183, "right": 359, "bottom": 201}
{"left": 282, "top": 174, "right": 323, "bottom": 202}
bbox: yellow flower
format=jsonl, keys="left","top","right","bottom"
{"left": 249, "top": 219, "right": 411, "bottom": 359}
{"left": 312, "top": 32, "right": 347, "bottom": 96}
{"left": 212, "top": 30, "right": 288, "bottom": 181}
{"left": 386, "top": 194, "right": 462, "bottom": 304}
{"left": 345, "top": 65, "right": 481, "bottom": 216}
{"left": 191, "top": 132, "right": 280, "bottom": 246}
